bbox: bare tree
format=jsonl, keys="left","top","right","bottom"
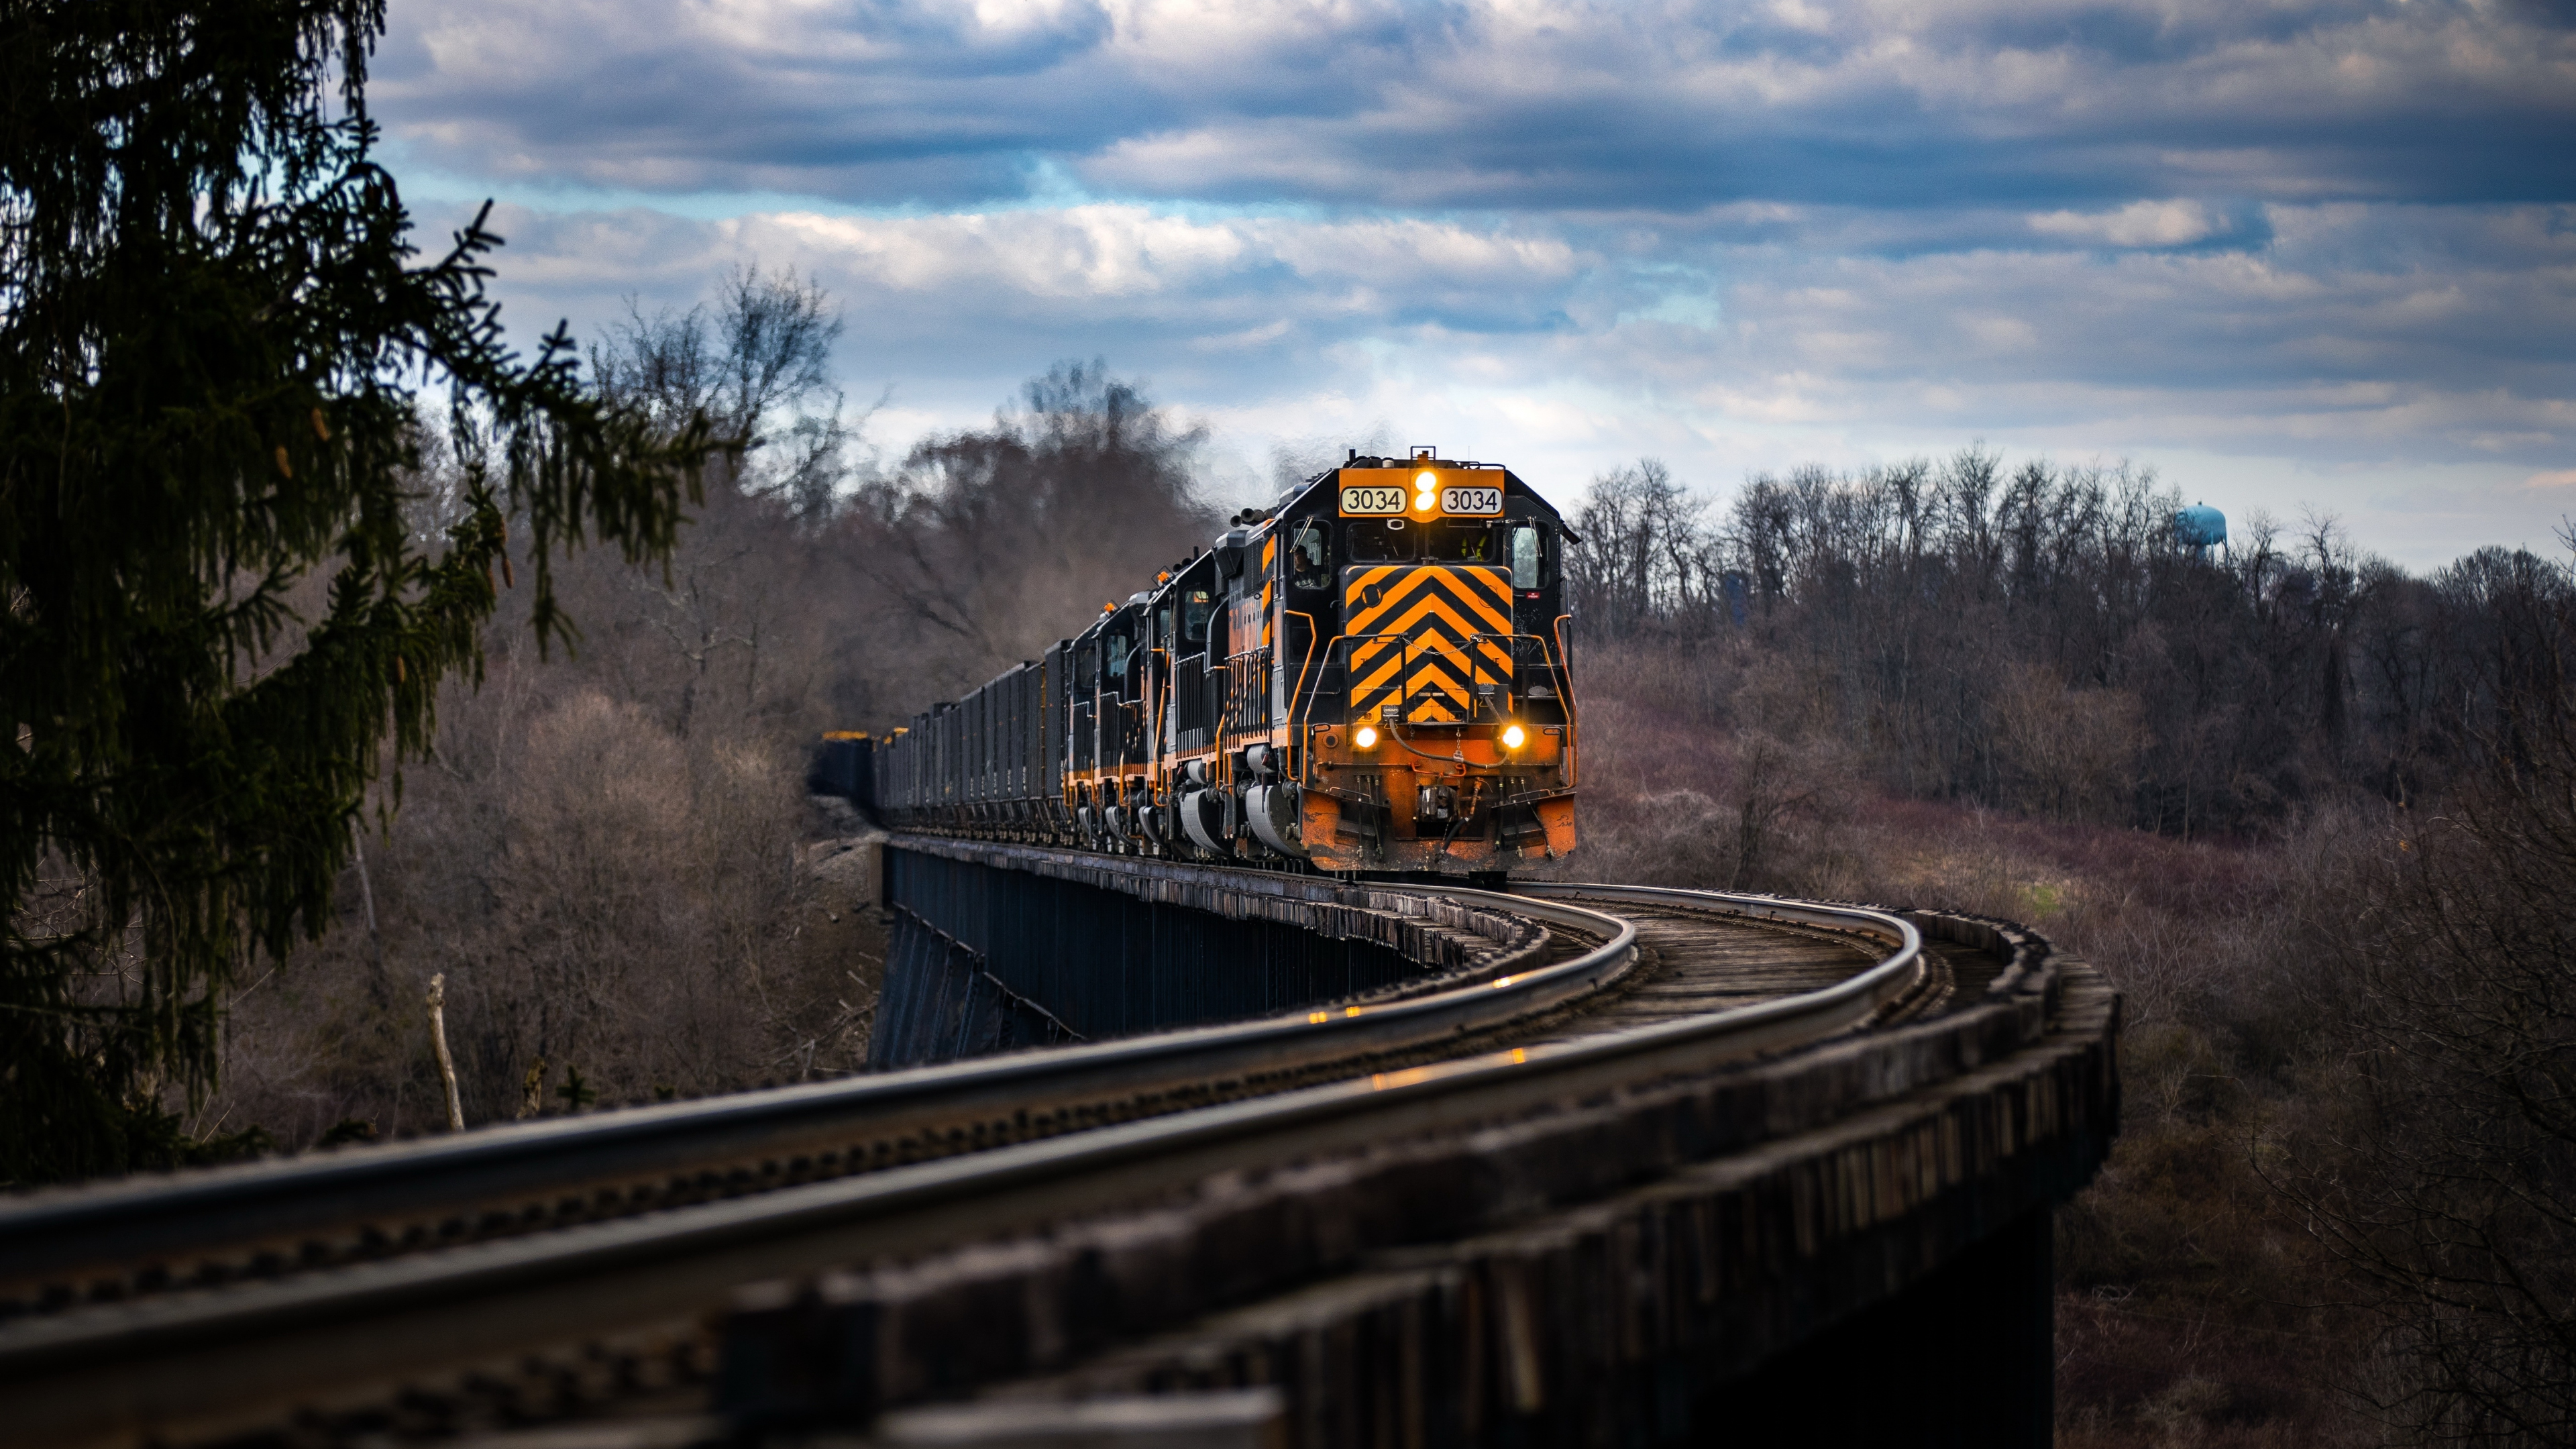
{"left": 1565, "top": 459, "right": 1713, "bottom": 637}
{"left": 592, "top": 264, "right": 860, "bottom": 520}
{"left": 2273, "top": 568, "right": 2576, "bottom": 1442}
{"left": 835, "top": 360, "right": 1218, "bottom": 700}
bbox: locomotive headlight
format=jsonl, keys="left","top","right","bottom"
{"left": 1501, "top": 723, "right": 1526, "bottom": 750}
{"left": 1354, "top": 724, "right": 1379, "bottom": 750}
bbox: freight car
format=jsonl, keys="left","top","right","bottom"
{"left": 828, "top": 447, "right": 1578, "bottom": 875}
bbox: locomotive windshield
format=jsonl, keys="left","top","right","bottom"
{"left": 1182, "top": 589, "right": 1212, "bottom": 647}
{"left": 1430, "top": 521, "right": 1497, "bottom": 563}
{"left": 1106, "top": 633, "right": 1131, "bottom": 684}
{"left": 1511, "top": 525, "right": 1542, "bottom": 589}
{"left": 1347, "top": 520, "right": 1407, "bottom": 561}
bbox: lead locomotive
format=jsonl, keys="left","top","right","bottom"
{"left": 833, "top": 448, "right": 1578, "bottom": 874}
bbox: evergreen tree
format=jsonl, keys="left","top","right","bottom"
{"left": 1, "top": 2, "right": 712, "bottom": 1182}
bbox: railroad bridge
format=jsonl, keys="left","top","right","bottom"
{"left": 0, "top": 836, "right": 2118, "bottom": 1449}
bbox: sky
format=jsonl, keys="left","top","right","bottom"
{"left": 371, "top": 0, "right": 2576, "bottom": 570}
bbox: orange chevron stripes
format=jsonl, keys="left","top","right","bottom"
{"left": 1344, "top": 625, "right": 1511, "bottom": 693}
{"left": 1344, "top": 565, "right": 1511, "bottom": 635}
{"left": 1342, "top": 565, "right": 1513, "bottom": 722}
{"left": 1355, "top": 593, "right": 1515, "bottom": 664}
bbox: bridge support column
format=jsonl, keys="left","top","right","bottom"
{"left": 869, "top": 838, "right": 1527, "bottom": 1069}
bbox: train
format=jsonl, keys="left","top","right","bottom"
{"left": 818, "top": 447, "right": 1579, "bottom": 875}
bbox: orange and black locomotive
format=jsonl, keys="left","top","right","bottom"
{"left": 832, "top": 447, "right": 1578, "bottom": 874}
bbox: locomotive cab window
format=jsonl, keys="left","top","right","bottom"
{"left": 1156, "top": 606, "right": 1173, "bottom": 651}
{"left": 1289, "top": 520, "right": 1332, "bottom": 590}
{"left": 1183, "top": 589, "right": 1212, "bottom": 647}
{"left": 1510, "top": 524, "right": 1546, "bottom": 590}
{"left": 1430, "top": 521, "right": 1497, "bottom": 563}
{"left": 1076, "top": 643, "right": 1099, "bottom": 692}
{"left": 1346, "top": 519, "right": 1411, "bottom": 562}
{"left": 1106, "top": 633, "right": 1131, "bottom": 686}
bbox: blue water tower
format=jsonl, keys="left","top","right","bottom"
{"left": 2175, "top": 502, "right": 2227, "bottom": 553}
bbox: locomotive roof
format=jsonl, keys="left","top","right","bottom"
{"left": 1258, "top": 451, "right": 1568, "bottom": 528}
{"left": 1138, "top": 547, "right": 1216, "bottom": 604}
{"left": 1071, "top": 602, "right": 1134, "bottom": 647}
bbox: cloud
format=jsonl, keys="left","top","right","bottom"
{"left": 458, "top": 199, "right": 1594, "bottom": 405}
{"left": 370, "top": 1, "right": 2576, "bottom": 569}
{"left": 375, "top": 0, "right": 2576, "bottom": 211}
{"left": 2530, "top": 469, "right": 2576, "bottom": 490}
{"left": 461, "top": 195, "right": 2569, "bottom": 476}
{"left": 2028, "top": 200, "right": 2235, "bottom": 249}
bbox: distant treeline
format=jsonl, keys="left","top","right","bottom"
{"left": 1564, "top": 453, "right": 2576, "bottom": 835}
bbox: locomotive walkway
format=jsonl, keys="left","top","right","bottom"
{"left": 0, "top": 837, "right": 2117, "bottom": 1448}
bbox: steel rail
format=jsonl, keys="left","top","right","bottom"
{"left": 1517, "top": 879, "right": 1922, "bottom": 946}
{"left": 0, "top": 890, "right": 1633, "bottom": 1298}
{"left": 0, "top": 885, "right": 1917, "bottom": 1449}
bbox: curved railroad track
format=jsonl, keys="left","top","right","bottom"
{"left": 0, "top": 872, "right": 2014, "bottom": 1449}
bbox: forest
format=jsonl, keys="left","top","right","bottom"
{"left": 26, "top": 262, "right": 2576, "bottom": 1446}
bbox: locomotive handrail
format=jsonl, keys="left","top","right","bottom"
{"left": 1144, "top": 645, "right": 1171, "bottom": 768}
{"left": 1284, "top": 607, "right": 1322, "bottom": 745}
{"left": 1552, "top": 612, "right": 1578, "bottom": 786}
{"left": 0, "top": 883, "right": 1921, "bottom": 1449}
{"left": 1218, "top": 644, "right": 1271, "bottom": 738}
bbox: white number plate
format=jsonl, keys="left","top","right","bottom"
{"left": 1440, "top": 485, "right": 1503, "bottom": 516}
{"left": 1340, "top": 485, "right": 1407, "bottom": 515}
